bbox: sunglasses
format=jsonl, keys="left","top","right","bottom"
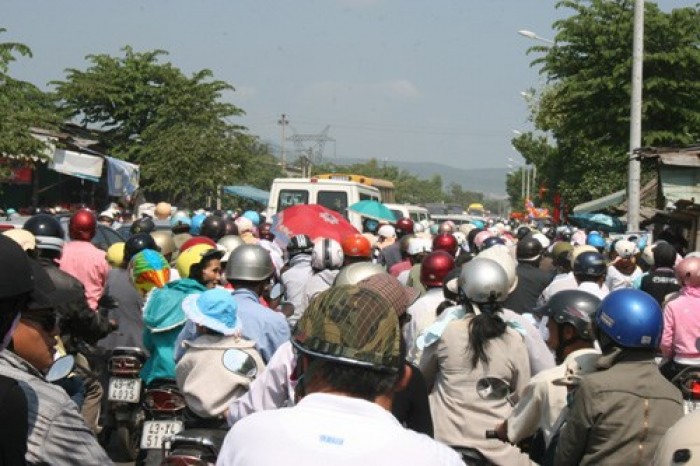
{"left": 21, "top": 311, "right": 58, "bottom": 333}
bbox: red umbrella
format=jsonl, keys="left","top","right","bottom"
{"left": 271, "top": 204, "right": 358, "bottom": 246}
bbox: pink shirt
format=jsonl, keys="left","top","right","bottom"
{"left": 389, "top": 260, "right": 411, "bottom": 278}
{"left": 661, "top": 286, "right": 700, "bottom": 362}
{"left": 59, "top": 240, "right": 110, "bottom": 311}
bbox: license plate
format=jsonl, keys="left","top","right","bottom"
{"left": 108, "top": 377, "right": 142, "bottom": 403}
{"left": 684, "top": 399, "right": 700, "bottom": 415}
{"left": 140, "top": 420, "right": 184, "bottom": 450}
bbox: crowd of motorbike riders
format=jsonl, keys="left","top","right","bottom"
{"left": 1, "top": 200, "right": 699, "bottom": 465}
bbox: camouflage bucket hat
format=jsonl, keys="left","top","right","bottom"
{"left": 292, "top": 285, "right": 401, "bottom": 373}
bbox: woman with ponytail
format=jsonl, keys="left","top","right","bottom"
{"left": 419, "top": 258, "right": 532, "bottom": 465}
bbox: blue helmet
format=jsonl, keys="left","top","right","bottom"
{"left": 471, "top": 220, "right": 485, "bottom": 229}
{"left": 595, "top": 289, "right": 663, "bottom": 349}
{"left": 242, "top": 210, "right": 260, "bottom": 226}
{"left": 586, "top": 232, "right": 606, "bottom": 250}
{"left": 190, "top": 213, "right": 207, "bottom": 235}
{"left": 170, "top": 214, "right": 191, "bottom": 229}
{"left": 481, "top": 236, "right": 506, "bottom": 251}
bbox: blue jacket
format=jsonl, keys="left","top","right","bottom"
{"left": 141, "top": 279, "right": 205, "bottom": 384}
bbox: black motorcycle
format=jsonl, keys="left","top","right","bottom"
{"left": 104, "top": 347, "right": 148, "bottom": 461}
{"left": 136, "top": 380, "right": 187, "bottom": 466}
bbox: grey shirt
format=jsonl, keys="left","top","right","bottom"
{"left": 99, "top": 268, "right": 145, "bottom": 352}
{"left": 0, "top": 350, "right": 113, "bottom": 465}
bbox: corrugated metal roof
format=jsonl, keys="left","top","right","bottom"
{"left": 573, "top": 189, "right": 626, "bottom": 214}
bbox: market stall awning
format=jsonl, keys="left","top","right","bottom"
{"left": 223, "top": 185, "right": 269, "bottom": 204}
{"left": 49, "top": 149, "right": 104, "bottom": 182}
{"left": 572, "top": 189, "right": 626, "bottom": 214}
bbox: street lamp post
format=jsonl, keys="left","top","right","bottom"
{"left": 518, "top": 30, "right": 555, "bottom": 45}
{"left": 627, "top": 0, "right": 644, "bottom": 231}
{"left": 278, "top": 113, "right": 289, "bottom": 172}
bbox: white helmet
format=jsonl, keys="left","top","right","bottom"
{"left": 653, "top": 410, "right": 700, "bottom": 466}
{"left": 311, "top": 238, "right": 344, "bottom": 271}
{"left": 532, "top": 232, "right": 551, "bottom": 250}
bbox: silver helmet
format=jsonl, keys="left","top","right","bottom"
{"left": 334, "top": 262, "right": 385, "bottom": 286}
{"left": 225, "top": 244, "right": 274, "bottom": 281}
{"left": 459, "top": 257, "right": 509, "bottom": 304}
{"left": 218, "top": 235, "right": 245, "bottom": 262}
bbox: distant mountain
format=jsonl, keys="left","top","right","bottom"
{"left": 329, "top": 157, "right": 509, "bottom": 197}
{"left": 262, "top": 140, "right": 508, "bottom": 197}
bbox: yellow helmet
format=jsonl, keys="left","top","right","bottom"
{"left": 107, "top": 242, "right": 125, "bottom": 268}
{"left": 175, "top": 243, "right": 216, "bottom": 278}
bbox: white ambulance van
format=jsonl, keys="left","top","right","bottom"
{"left": 266, "top": 177, "right": 381, "bottom": 231}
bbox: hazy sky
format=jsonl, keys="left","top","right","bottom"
{"left": 2, "top": 0, "right": 688, "bottom": 171}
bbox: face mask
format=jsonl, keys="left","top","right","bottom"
{"left": 1, "top": 313, "right": 21, "bottom": 350}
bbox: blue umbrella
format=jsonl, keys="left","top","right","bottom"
{"left": 568, "top": 213, "right": 626, "bottom": 233}
{"left": 348, "top": 200, "right": 397, "bottom": 222}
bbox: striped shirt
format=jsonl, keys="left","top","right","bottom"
{"left": 0, "top": 350, "right": 113, "bottom": 465}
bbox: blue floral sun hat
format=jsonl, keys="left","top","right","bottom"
{"left": 182, "top": 288, "right": 239, "bottom": 336}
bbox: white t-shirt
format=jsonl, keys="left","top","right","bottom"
{"left": 605, "top": 265, "right": 643, "bottom": 291}
{"left": 507, "top": 348, "right": 600, "bottom": 446}
{"left": 405, "top": 288, "right": 446, "bottom": 364}
{"left": 217, "top": 393, "right": 463, "bottom": 466}
{"left": 538, "top": 272, "right": 578, "bottom": 306}
{"left": 578, "top": 281, "right": 610, "bottom": 300}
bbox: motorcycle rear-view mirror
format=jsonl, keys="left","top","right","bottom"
{"left": 222, "top": 348, "right": 258, "bottom": 379}
{"left": 46, "top": 354, "right": 75, "bottom": 383}
{"left": 476, "top": 377, "right": 511, "bottom": 402}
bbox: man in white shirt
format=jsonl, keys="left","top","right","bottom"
{"left": 537, "top": 241, "right": 577, "bottom": 306}
{"left": 217, "top": 285, "right": 463, "bottom": 466}
{"left": 573, "top": 251, "right": 610, "bottom": 300}
{"left": 405, "top": 250, "right": 454, "bottom": 363}
{"left": 495, "top": 290, "right": 602, "bottom": 452}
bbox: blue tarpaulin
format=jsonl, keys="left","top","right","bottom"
{"left": 223, "top": 185, "right": 269, "bottom": 204}
{"left": 105, "top": 156, "right": 140, "bottom": 196}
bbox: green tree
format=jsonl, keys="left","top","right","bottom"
{"left": 0, "top": 29, "right": 61, "bottom": 182}
{"left": 310, "top": 158, "right": 444, "bottom": 204}
{"left": 516, "top": 1, "right": 700, "bottom": 207}
{"left": 52, "top": 47, "right": 250, "bottom": 206}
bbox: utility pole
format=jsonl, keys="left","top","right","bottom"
{"left": 521, "top": 168, "right": 525, "bottom": 202}
{"left": 627, "top": 0, "right": 644, "bottom": 231}
{"left": 525, "top": 166, "right": 531, "bottom": 201}
{"left": 278, "top": 113, "right": 289, "bottom": 172}
{"left": 532, "top": 165, "right": 537, "bottom": 198}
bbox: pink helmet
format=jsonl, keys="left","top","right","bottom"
{"left": 438, "top": 221, "right": 455, "bottom": 234}
{"left": 676, "top": 257, "right": 700, "bottom": 288}
{"left": 473, "top": 230, "right": 494, "bottom": 250}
